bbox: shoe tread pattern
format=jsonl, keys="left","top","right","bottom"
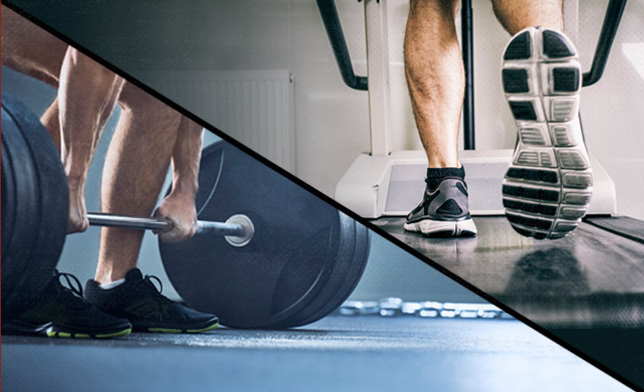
{"left": 501, "top": 27, "right": 592, "bottom": 240}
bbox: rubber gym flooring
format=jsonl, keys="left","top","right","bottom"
{"left": 1, "top": 316, "right": 630, "bottom": 392}
{"left": 373, "top": 215, "right": 644, "bottom": 389}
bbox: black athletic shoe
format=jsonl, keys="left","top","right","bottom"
{"left": 404, "top": 170, "right": 477, "bottom": 237}
{"left": 1, "top": 271, "right": 132, "bottom": 338}
{"left": 501, "top": 27, "right": 592, "bottom": 240}
{"left": 85, "top": 268, "right": 219, "bottom": 333}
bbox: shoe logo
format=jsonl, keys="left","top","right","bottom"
{"left": 125, "top": 300, "right": 169, "bottom": 320}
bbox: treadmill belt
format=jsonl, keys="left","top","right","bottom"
{"left": 373, "top": 216, "right": 644, "bottom": 328}
{"left": 584, "top": 215, "right": 644, "bottom": 244}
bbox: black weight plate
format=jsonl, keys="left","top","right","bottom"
{"left": 297, "top": 219, "right": 370, "bottom": 326}
{"left": 1, "top": 94, "right": 68, "bottom": 314}
{"left": 298, "top": 221, "right": 370, "bottom": 326}
{"left": 2, "top": 96, "right": 43, "bottom": 312}
{"left": 280, "top": 213, "right": 357, "bottom": 327}
{"left": 1, "top": 132, "right": 17, "bottom": 259}
{"left": 160, "top": 140, "right": 347, "bottom": 328}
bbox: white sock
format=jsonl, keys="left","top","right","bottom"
{"left": 99, "top": 278, "right": 125, "bottom": 290}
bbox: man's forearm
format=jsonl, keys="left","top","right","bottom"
{"left": 170, "top": 116, "right": 203, "bottom": 197}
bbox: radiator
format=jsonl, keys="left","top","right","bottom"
{"left": 142, "top": 70, "right": 295, "bottom": 172}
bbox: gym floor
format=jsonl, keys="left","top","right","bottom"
{"left": 0, "top": 316, "right": 629, "bottom": 392}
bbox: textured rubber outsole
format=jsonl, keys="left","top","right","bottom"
{"left": 501, "top": 27, "right": 592, "bottom": 240}
{"left": 404, "top": 218, "right": 477, "bottom": 237}
{"left": 46, "top": 326, "right": 132, "bottom": 339}
{"left": 145, "top": 321, "right": 219, "bottom": 334}
{"left": 2, "top": 320, "right": 132, "bottom": 339}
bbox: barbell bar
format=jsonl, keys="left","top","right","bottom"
{"left": 86, "top": 212, "right": 255, "bottom": 247}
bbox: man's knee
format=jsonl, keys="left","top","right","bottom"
{"left": 63, "top": 49, "right": 121, "bottom": 86}
{"left": 491, "top": 0, "right": 564, "bottom": 34}
{"left": 409, "top": 0, "right": 460, "bottom": 18}
{"left": 118, "top": 83, "right": 182, "bottom": 131}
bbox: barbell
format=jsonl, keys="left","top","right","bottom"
{"left": 87, "top": 212, "right": 255, "bottom": 247}
{"left": 1, "top": 93, "right": 371, "bottom": 329}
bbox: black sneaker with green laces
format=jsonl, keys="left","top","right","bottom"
{"left": 1, "top": 270, "right": 132, "bottom": 338}
{"left": 84, "top": 268, "right": 219, "bottom": 333}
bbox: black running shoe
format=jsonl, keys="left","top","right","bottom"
{"left": 1, "top": 271, "right": 132, "bottom": 338}
{"left": 404, "top": 171, "right": 477, "bottom": 237}
{"left": 85, "top": 268, "right": 219, "bottom": 333}
{"left": 501, "top": 27, "right": 592, "bottom": 240}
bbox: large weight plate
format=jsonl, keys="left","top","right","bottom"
{"left": 1, "top": 94, "right": 68, "bottom": 314}
{"left": 160, "top": 140, "right": 353, "bottom": 328}
{"left": 297, "top": 220, "right": 370, "bottom": 326}
{"left": 282, "top": 215, "right": 370, "bottom": 327}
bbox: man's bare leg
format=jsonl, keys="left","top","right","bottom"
{"left": 41, "top": 98, "right": 62, "bottom": 150}
{"left": 492, "top": 0, "right": 563, "bottom": 35}
{"left": 59, "top": 48, "right": 125, "bottom": 233}
{"left": 405, "top": 0, "right": 462, "bottom": 168}
{"left": 95, "top": 84, "right": 181, "bottom": 284}
{"left": 403, "top": 0, "right": 476, "bottom": 237}
{"left": 88, "top": 85, "right": 219, "bottom": 333}
{"left": 41, "top": 76, "right": 123, "bottom": 157}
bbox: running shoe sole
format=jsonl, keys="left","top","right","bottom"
{"left": 2, "top": 319, "right": 132, "bottom": 339}
{"left": 404, "top": 218, "right": 477, "bottom": 237}
{"left": 501, "top": 27, "right": 592, "bottom": 240}
{"left": 143, "top": 320, "right": 219, "bottom": 334}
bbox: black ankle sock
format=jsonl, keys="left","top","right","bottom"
{"left": 426, "top": 167, "right": 465, "bottom": 190}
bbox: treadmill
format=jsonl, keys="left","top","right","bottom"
{"left": 319, "top": 0, "right": 644, "bottom": 389}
